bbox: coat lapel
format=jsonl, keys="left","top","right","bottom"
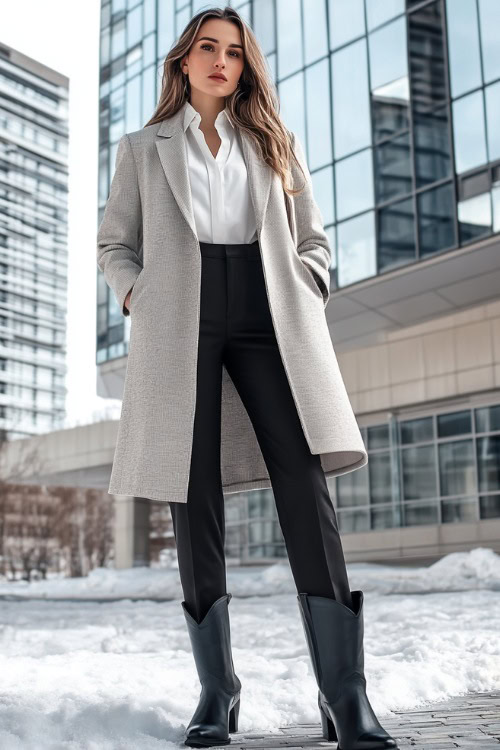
{"left": 155, "top": 103, "right": 273, "bottom": 242}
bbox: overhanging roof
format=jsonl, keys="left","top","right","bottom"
{"left": 327, "top": 234, "right": 500, "bottom": 351}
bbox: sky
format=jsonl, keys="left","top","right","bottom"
{"left": 2, "top": 0, "right": 121, "bottom": 428}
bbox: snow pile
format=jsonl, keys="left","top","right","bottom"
{"left": 0, "top": 546, "right": 498, "bottom": 600}
{"left": 0, "top": 547, "right": 498, "bottom": 749}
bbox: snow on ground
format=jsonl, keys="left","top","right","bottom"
{"left": 0, "top": 547, "right": 499, "bottom": 749}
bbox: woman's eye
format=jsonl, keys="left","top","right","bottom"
{"left": 200, "top": 44, "right": 240, "bottom": 58}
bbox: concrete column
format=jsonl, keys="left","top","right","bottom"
{"left": 113, "top": 495, "right": 151, "bottom": 568}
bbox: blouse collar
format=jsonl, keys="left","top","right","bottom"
{"left": 182, "top": 100, "right": 234, "bottom": 133}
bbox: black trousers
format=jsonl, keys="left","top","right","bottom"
{"left": 169, "top": 240, "right": 352, "bottom": 623}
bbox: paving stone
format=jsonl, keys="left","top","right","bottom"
{"left": 221, "top": 690, "right": 500, "bottom": 749}
{"left": 410, "top": 745, "right": 457, "bottom": 749}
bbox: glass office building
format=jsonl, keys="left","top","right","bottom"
{"left": 0, "top": 43, "right": 68, "bottom": 439}
{"left": 98, "top": 0, "right": 500, "bottom": 563}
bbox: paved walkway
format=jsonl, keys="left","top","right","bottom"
{"left": 226, "top": 690, "right": 500, "bottom": 749}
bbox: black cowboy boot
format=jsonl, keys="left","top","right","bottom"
{"left": 182, "top": 593, "right": 242, "bottom": 747}
{"left": 297, "top": 590, "right": 398, "bottom": 750}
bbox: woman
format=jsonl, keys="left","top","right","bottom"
{"left": 97, "top": 6, "right": 397, "bottom": 750}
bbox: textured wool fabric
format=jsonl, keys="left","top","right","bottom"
{"left": 96, "top": 101, "right": 367, "bottom": 503}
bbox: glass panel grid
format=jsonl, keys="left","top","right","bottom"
{"left": 99, "top": 0, "right": 500, "bottom": 361}
{"left": 337, "top": 401, "right": 500, "bottom": 532}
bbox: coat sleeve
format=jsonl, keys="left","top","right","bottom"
{"left": 289, "top": 130, "right": 332, "bottom": 307}
{"left": 97, "top": 133, "right": 143, "bottom": 317}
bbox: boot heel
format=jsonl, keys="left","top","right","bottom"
{"left": 229, "top": 697, "right": 240, "bottom": 733}
{"left": 318, "top": 697, "right": 337, "bottom": 742}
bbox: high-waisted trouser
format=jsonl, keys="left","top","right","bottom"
{"left": 169, "top": 240, "right": 352, "bottom": 623}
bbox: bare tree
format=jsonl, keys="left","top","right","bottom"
{"left": 0, "top": 429, "right": 114, "bottom": 580}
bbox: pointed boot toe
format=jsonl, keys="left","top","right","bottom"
{"left": 185, "top": 724, "right": 230, "bottom": 748}
{"left": 355, "top": 730, "right": 398, "bottom": 749}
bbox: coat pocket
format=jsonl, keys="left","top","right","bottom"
{"left": 300, "top": 259, "right": 325, "bottom": 301}
{"left": 129, "top": 268, "right": 145, "bottom": 311}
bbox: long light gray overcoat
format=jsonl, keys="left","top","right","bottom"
{"left": 97, "top": 100, "right": 367, "bottom": 504}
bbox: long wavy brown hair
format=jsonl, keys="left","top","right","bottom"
{"left": 144, "top": 5, "right": 306, "bottom": 197}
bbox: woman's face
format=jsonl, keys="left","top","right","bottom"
{"left": 182, "top": 19, "right": 245, "bottom": 100}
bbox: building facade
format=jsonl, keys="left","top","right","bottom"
{"left": 97, "top": 0, "right": 500, "bottom": 563}
{"left": 0, "top": 42, "right": 68, "bottom": 440}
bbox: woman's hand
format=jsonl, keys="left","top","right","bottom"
{"left": 124, "top": 287, "right": 133, "bottom": 314}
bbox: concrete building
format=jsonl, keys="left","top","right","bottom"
{"left": 95, "top": 0, "right": 500, "bottom": 564}
{"left": 0, "top": 42, "right": 69, "bottom": 438}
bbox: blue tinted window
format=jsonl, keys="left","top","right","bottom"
{"left": 475, "top": 405, "right": 500, "bottom": 433}
{"left": 142, "top": 64, "right": 156, "bottom": 125}
{"left": 279, "top": 71, "right": 306, "bottom": 148}
{"left": 110, "top": 86, "right": 125, "bottom": 142}
{"left": 402, "top": 445, "right": 437, "bottom": 499}
{"left": 372, "top": 77, "right": 410, "bottom": 143}
{"left": 374, "top": 132, "right": 412, "bottom": 203}
{"left": 480, "top": 495, "right": 500, "bottom": 520}
{"left": 418, "top": 182, "right": 457, "bottom": 257}
{"left": 127, "top": 4, "right": 142, "bottom": 48}
{"left": 337, "top": 211, "right": 376, "bottom": 286}
{"left": 478, "top": 0, "right": 500, "bottom": 83}
{"left": 485, "top": 82, "right": 500, "bottom": 162}
{"left": 336, "top": 149, "right": 374, "bottom": 221}
{"left": 401, "top": 417, "right": 434, "bottom": 444}
{"left": 311, "top": 165, "right": 335, "bottom": 226}
{"left": 408, "top": 1, "right": 447, "bottom": 111}
{"left": 143, "top": 33, "right": 155, "bottom": 67}
{"left": 369, "top": 453, "right": 392, "bottom": 504}
{"left": 446, "top": 0, "right": 482, "bottom": 98}
{"left": 331, "top": 39, "right": 371, "bottom": 160}
{"left": 328, "top": 0, "right": 365, "bottom": 50}
{"left": 304, "top": 0, "right": 328, "bottom": 64}
{"left": 337, "top": 463, "right": 369, "bottom": 507}
{"left": 277, "top": 0, "right": 303, "bottom": 79}
{"left": 254, "top": 0, "right": 275, "bottom": 55}
{"left": 366, "top": 0, "right": 404, "bottom": 30}
{"left": 413, "top": 106, "right": 452, "bottom": 189}
{"left": 305, "top": 58, "right": 332, "bottom": 170}
{"left": 378, "top": 197, "right": 416, "bottom": 272}
{"left": 368, "top": 16, "right": 408, "bottom": 92}
{"left": 457, "top": 192, "right": 492, "bottom": 244}
{"left": 157, "top": 0, "right": 175, "bottom": 59}
{"left": 452, "top": 90, "right": 488, "bottom": 174}
{"left": 125, "top": 74, "right": 141, "bottom": 132}
{"left": 438, "top": 411, "right": 472, "bottom": 437}
{"left": 111, "top": 17, "right": 126, "bottom": 59}
{"left": 367, "top": 424, "right": 390, "bottom": 449}
{"left": 143, "top": 0, "right": 155, "bottom": 36}
{"left": 477, "top": 436, "right": 500, "bottom": 492}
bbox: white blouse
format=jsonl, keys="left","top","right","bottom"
{"left": 183, "top": 100, "right": 258, "bottom": 245}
